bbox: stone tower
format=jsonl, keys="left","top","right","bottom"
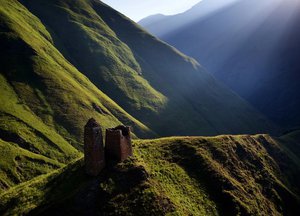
{"left": 84, "top": 118, "right": 105, "bottom": 176}
{"left": 105, "top": 125, "right": 132, "bottom": 162}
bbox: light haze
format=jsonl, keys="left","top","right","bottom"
{"left": 101, "top": 0, "right": 202, "bottom": 21}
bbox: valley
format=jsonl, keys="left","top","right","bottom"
{"left": 0, "top": 0, "right": 299, "bottom": 215}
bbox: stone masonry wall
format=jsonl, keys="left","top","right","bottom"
{"left": 106, "top": 126, "right": 132, "bottom": 162}
{"left": 84, "top": 118, "right": 105, "bottom": 176}
{"left": 84, "top": 119, "right": 132, "bottom": 176}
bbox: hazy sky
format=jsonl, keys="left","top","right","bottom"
{"left": 101, "top": 0, "right": 203, "bottom": 21}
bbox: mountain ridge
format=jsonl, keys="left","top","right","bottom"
{"left": 139, "top": 0, "right": 300, "bottom": 129}
{"left": 14, "top": 0, "right": 279, "bottom": 136}
{"left": 1, "top": 1, "right": 297, "bottom": 215}
{"left": 1, "top": 133, "right": 300, "bottom": 215}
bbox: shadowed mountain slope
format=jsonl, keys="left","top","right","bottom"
{"left": 0, "top": 0, "right": 280, "bottom": 195}
{"left": 21, "top": 0, "right": 278, "bottom": 136}
{"left": 140, "top": 0, "right": 300, "bottom": 129}
{"left": 1, "top": 133, "right": 300, "bottom": 216}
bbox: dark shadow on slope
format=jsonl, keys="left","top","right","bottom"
{"left": 0, "top": 112, "right": 76, "bottom": 163}
{"left": 166, "top": 142, "right": 243, "bottom": 216}
{"left": 0, "top": 128, "right": 40, "bottom": 154}
{"left": 0, "top": 26, "right": 84, "bottom": 148}
{"left": 91, "top": 0, "right": 279, "bottom": 137}
{"left": 166, "top": 139, "right": 300, "bottom": 216}
{"left": 27, "top": 159, "right": 174, "bottom": 216}
{"left": 257, "top": 135, "right": 300, "bottom": 195}
{"left": 19, "top": 0, "right": 279, "bottom": 137}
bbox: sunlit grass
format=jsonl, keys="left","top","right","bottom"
{"left": 2, "top": 134, "right": 299, "bottom": 215}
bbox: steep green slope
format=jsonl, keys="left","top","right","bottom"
{"left": 0, "top": 0, "right": 152, "bottom": 140}
{"left": 21, "top": 0, "right": 167, "bottom": 117}
{"left": 0, "top": 139, "right": 63, "bottom": 194}
{"left": 0, "top": 68, "right": 79, "bottom": 190}
{"left": 0, "top": 0, "right": 153, "bottom": 191}
{"left": 1, "top": 134, "right": 299, "bottom": 216}
{"left": 21, "top": 0, "right": 278, "bottom": 136}
{"left": 0, "top": 0, "right": 280, "bottom": 193}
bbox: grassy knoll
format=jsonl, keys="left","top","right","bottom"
{"left": 1, "top": 134, "right": 299, "bottom": 216}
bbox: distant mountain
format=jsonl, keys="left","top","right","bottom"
{"left": 139, "top": 0, "right": 237, "bottom": 34}
{"left": 139, "top": 14, "right": 166, "bottom": 27}
{"left": 140, "top": 0, "right": 300, "bottom": 129}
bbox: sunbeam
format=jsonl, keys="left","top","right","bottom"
{"left": 140, "top": 0, "right": 300, "bottom": 127}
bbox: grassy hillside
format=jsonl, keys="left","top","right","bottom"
{"left": 0, "top": 0, "right": 153, "bottom": 140}
{"left": 0, "top": 0, "right": 154, "bottom": 191}
{"left": 21, "top": 0, "right": 167, "bottom": 116}
{"left": 1, "top": 0, "right": 292, "bottom": 209}
{"left": 0, "top": 0, "right": 282, "bottom": 193}
{"left": 21, "top": 0, "right": 279, "bottom": 136}
{"left": 1, "top": 134, "right": 299, "bottom": 216}
{"left": 0, "top": 139, "right": 63, "bottom": 194}
{"left": 0, "top": 71, "right": 80, "bottom": 190}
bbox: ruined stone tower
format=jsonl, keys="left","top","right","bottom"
{"left": 105, "top": 125, "right": 132, "bottom": 162}
{"left": 84, "top": 118, "right": 105, "bottom": 176}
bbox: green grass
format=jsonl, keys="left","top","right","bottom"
{"left": 0, "top": 0, "right": 154, "bottom": 192}
{"left": 0, "top": 75, "right": 79, "bottom": 161}
{"left": 0, "top": 139, "right": 63, "bottom": 194}
{"left": 134, "top": 135, "right": 300, "bottom": 216}
{"left": 0, "top": 73, "right": 80, "bottom": 189}
{"left": 0, "top": 158, "right": 173, "bottom": 216}
{"left": 0, "top": 0, "right": 153, "bottom": 141}
{"left": 1, "top": 134, "right": 299, "bottom": 216}
{"left": 0, "top": 158, "right": 85, "bottom": 216}
{"left": 134, "top": 139, "right": 218, "bottom": 216}
{"left": 22, "top": 0, "right": 167, "bottom": 116}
